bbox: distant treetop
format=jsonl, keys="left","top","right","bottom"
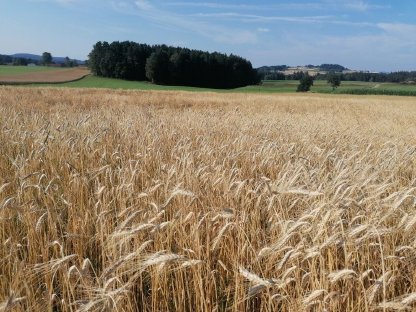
{"left": 318, "top": 64, "right": 347, "bottom": 72}
{"left": 257, "top": 65, "right": 289, "bottom": 73}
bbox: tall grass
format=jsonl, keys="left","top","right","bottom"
{"left": 0, "top": 87, "right": 415, "bottom": 311}
{"left": 335, "top": 88, "right": 416, "bottom": 96}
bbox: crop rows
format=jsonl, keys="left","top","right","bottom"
{"left": 1, "top": 88, "right": 415, "bottom": 311}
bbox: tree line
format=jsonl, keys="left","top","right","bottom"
{"left": 0, "top": 54, "right": 39, "bottom": 66}
{"left": 316, "top": 71, "right": 416, "bottom": 83}
{"left": 261, "top": 70, "right": 337, "bottom": 81}
{"left": 0, "top": 53, "right": 79, "bottom": 67}
{"left": 261, "top": 71, "right": 317, "bottom": 81}
{"left": 88, "top": 41, "right": 260, "bottom": 89}
{"left": 259, "top": 69, "right": 416, "bottom": 84}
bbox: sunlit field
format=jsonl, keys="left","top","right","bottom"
{"left": 1, "top": 87, "right": 415, "bottom": 311}
{"left": 0, "top": 66, "right": 89, "bottom": 84}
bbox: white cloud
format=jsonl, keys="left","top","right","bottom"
{"left": 377, "top": 23, "right": 416, "bottom": 36}
{"left": 215, "top": 30, "right": 257, "bottom": 44}
{"left": 135, "top": 0, "right": 152, "bottom": 10}
{"left": 344, "top": 1, "right": 369, "bottom": 11}
{"left": 192, "top": 12, "right": 375, "bottom": 29}
{"left": 193, "top": 12, "right": 334, "bottom": 24}
{"left": 28, "top": 0, "right": 84, "bottom": 5}
{"left": 257, "top": 27, "right": 270, "bottom": 33}
{"left": 166, "top": 1, "right": 389, "bottom": 12}
{"left": 165, "top": 2, "right": 259, "bottom": 10}
{"left": 166, "top": 2, "right": 326, "bottom": 11}
{"left": 331, "top": 0, "right": 390, "bottom": 12}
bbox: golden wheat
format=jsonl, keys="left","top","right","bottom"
{"left": 0, "top": 86, "right": 415, "bottom": 311}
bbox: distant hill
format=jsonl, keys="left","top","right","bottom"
{"left": 257, "top": 64, "right": 350, "bottom": 80}
{"left": 7, "top": 53, "right": 85, "bottom": 65}
{"left": 318, "top": 64, "right": 348, "bottom": 72}
{"left": 257, "top": 64, "right": 348, "bottom": 73}
{"left": 12, "top": 53, "right": 42, "bottom": 61}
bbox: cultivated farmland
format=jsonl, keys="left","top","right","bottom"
{"left": 0, "top": 87, "right": 415, "bottom": 311}
{"left": 0, "top": 66, "right": 90, "bottom": 84}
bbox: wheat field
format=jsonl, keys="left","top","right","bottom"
{"left": 0, "top": 87, "right": 415, "bottom": 311}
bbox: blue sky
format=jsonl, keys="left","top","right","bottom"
{"left": 1, "top": 0, "right": 415, "bottom": 71}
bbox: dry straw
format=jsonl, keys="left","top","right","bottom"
{"left": 0, "top": 87, "right": 416, "bottom": 311}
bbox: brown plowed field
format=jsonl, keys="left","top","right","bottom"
{"left": 0, "top": 67, "right": 90, "bottom": 84}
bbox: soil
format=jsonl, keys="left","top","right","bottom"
{"left": 0, "top": 67, "right": 90, "bottom": 84}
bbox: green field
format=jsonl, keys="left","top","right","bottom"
{"left": 4, "top": 65, "right": 415, "bottom": 95}
{"left": 46, "top": 76, "right": 416, "bottom": 95}
{"left": 42, "top": 76, "right": 224, "bottom": 92}
{"left": 29, "top": 76, "right": 378, "bottom": 93}
{"left": 33, "top": 76, "right": 299, "bottom": 93}
{"left": 0, "top": 65, "right": 62, "bottom": 75}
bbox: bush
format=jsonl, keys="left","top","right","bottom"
{"left": 327, "top": 72, "right": 341, "bottom": 90}
{"left": 297, "top": 74, "right": 314, "bottom": 92}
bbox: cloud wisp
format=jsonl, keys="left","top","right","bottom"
{"left": 192, "top": 12, "right": 335, "bottom": 24}
{"left": 164, "top": 2, "right": 325, "bottom": 11}
{"left": 29, "top": 0, "right": 412, "bottom": 70}
{"left": 165, "top": 1, "right": 390, "bottom": 12}
{"left": 28, "top": 0, "right": 86, "bottom": 5}
{"left": 191, "top": 12, "right": 376, "bottom": 29}
{"left": 342, "top": 1, "right": 390, "bottom": 12}
{"left": 110, "top": 0, "right": 259, "bottom": 45}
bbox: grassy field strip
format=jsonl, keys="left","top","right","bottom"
{"left": 31, "top": 75, "right": 416, "bottom": 95}
{"left": 1, "top": 87, "right": 415, "bottom": 311}
{"left": 2, "top": 66, "right": 416, "bottom": 95}
{"left": 37, "top": 76, "right": 381, "bottom": 93}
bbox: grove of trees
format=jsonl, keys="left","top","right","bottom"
{"left": 42, "top": 52, "right": 53, "bottom": 65}
{"left": 88, "top": 41, "right": 260, "bottom": 88}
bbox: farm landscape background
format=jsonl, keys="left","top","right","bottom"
{"left": 2, "top": 1, "right": 416, "bottom": 311}
{"left": 2, "top": 64, "right": 416, "bottom": 96}
{"left": 1, "top": 87, "right": 416, "bottom": 311}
